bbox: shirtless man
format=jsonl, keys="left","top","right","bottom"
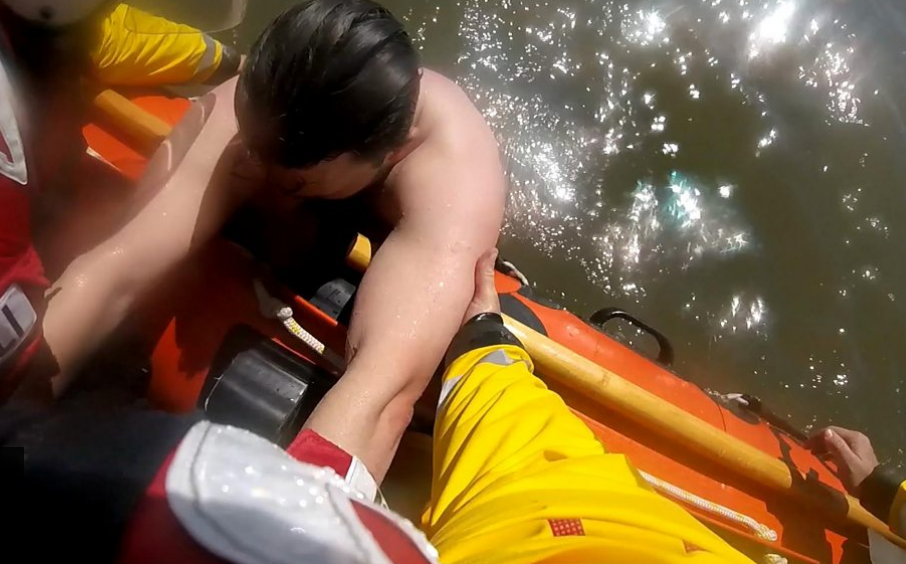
{"left": 41, "top": 0, "right": 505, "bottom": 482}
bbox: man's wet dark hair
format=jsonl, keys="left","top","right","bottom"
{"left": 237, "top": 0, "right": 421, "bottom": 169}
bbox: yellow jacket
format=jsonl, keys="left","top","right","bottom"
{"left": 89, "top": 3, "right": 239, "bottom": 86}
{"left": 426, "top": 313, "right": 754, "bottom": 564}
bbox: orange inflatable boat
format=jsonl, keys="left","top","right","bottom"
{"left": 80, "top": 90, "right": 889, "bottom": 564}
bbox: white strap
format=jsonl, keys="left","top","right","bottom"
{"left": 0, "top": 285, "right": 37, "bottom": 366}
{"left": 869, "top": 529, "right": 906, "bottom": 564}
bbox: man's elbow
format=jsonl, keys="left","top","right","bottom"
{"left": 61, "top": 245, "right": 142, "bottom": 313}
{"left": 352, "top": 362, "right": 425, "bottom": 444}
{"left": 378, "top": 393, "right": 417, "bottom": 441}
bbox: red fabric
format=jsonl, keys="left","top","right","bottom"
{"left": 118, "top": 452, "right": 225, "bottom": 564}
{"left": 120, "top": 431, "right": 431, "bottom": 564}
{"left": 0, "top": 174, "right": 47, "bottom": 397}
{"left": 121, "top": 432, "right": 358, "bottom": 564}
{"left": 0, "top": 27, "right": 42, "bottom": 296}
{"left": 549, "top": 519, "right": 585, "bottom": 537}
{"left": 683, "top": 541, "right": 705, "bottom": 554}
{"left": 352, "top": 500, "right": 433, "bottom": 564}
{"left": 0, "top": 41, "right": 47, "bottom": 392}
{"left": 289, "top": 432, "right": 433, "bottom": 563}
{"left": 286, "top": 429, "right": 354, "bottom": 476}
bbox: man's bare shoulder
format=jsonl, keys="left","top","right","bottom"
{"left": 197, "top": 78, "right": 262, "bottom": 196}
{"left": 135, "top": 77, "right": 253, "bottom": 208}
{"left": 391, "top": 70, "right": 505, "bottom": 231}
{"left": 206, "top": 76, "right": 241, "bottom": 133}
{"left": 418, "top": 69, "right": 469, "bottom": 105}
{"left": 401, "top": 70, "right": 504, "bottom": 184}
{"left": 416, "top": 70, "right": 497, "bottom": 152}
{"left": 160, "top": 76, "right": 239, "bottom": 158}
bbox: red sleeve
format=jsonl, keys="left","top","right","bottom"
{"left": 118, "top": 453, "right": 226, "bottom": 564}
{"left": 1, "top": 403, "right": 201, "bottom": 561}
{"left": 0, "top": 181, "right": 48, "bottom": 396}
{"left": 119, "top": 430, "right": 355, "bottom": 564}
{"left": 286, "top": 428, "right": 355, "bottom": 474}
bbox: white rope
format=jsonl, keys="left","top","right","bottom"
{"left": 721, "top": 393, "right": 751, "bottom": 407}
{"left": 764, "top": 555, "right": 788, "bottom": 564}
{"left": 253, "top": 280, "right": 345, "bottom": 369}
{"left": 639, "top": 470, "right": 779, "bottom": 543}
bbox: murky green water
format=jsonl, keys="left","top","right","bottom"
{"left": 226, "top": 0, "right": 906, "bottom": 463}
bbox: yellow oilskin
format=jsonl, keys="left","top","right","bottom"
{"left": 90, "top": 4, "right": 223, "bottom": 86}
{"left": 424, "top": 344, "right": 754, "bottom": 564}
{"left": 889, "top": 482, "right": 906, "bottom": 537}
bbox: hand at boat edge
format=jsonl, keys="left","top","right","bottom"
{"left": 810, "top": 426, "right": 880, "bottom": 494}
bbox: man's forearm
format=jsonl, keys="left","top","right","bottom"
{"left": 39, "top": 85, "right": 243, "bottom": 396}
{"left": 304, "top": 315, "right": 468, "bottom": 482}
{"left": 303, "top": 229, "right": 479, "bottom": 482}
{"left": 41, "top": 246, "right": 140, "bottom": 394}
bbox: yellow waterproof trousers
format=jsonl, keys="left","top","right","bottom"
{"left": 424, "top": 345, "right": 754, "bottom": 564}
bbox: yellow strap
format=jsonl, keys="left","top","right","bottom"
{"left": 889, "top": 481, "right": 906, "bottom": 536}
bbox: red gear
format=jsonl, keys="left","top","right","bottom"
{"left": 0, "top": 27, "right": 47, "bottom": 396}
{"left": 119, "top": 430, "right": 433, "bottom": 564}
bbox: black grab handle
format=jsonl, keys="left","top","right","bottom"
{"left": 588, "top": 308, "right": 675, "bottom": 367}
{"left": 734, "top": 394, "right": 810, "bottom": 444}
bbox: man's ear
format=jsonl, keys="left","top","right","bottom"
{"left": 384, "top": 128, "right": 421, "bottom": 167}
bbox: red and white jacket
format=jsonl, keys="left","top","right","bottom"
{"left": 0, "top": 29, "right": 47, "bottom": 398}
{"left": 2, "top": 404, "right": 438, "bottom": 564}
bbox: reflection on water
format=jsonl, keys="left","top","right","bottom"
{"left": 240, "top": 0, "right": 906, "bottom": 462}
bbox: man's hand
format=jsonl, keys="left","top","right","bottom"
{"left": 809, "top": 426, "right": 880, "bottom": 493}
{"left": 463, "top": 249, "right": 500, "bottom": 322}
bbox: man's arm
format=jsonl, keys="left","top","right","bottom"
{"left": 304, "top": 83, "right": 506, "bottom": 481}
{"left": 39, "top": 80, "right": 247, "bottom": 395}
